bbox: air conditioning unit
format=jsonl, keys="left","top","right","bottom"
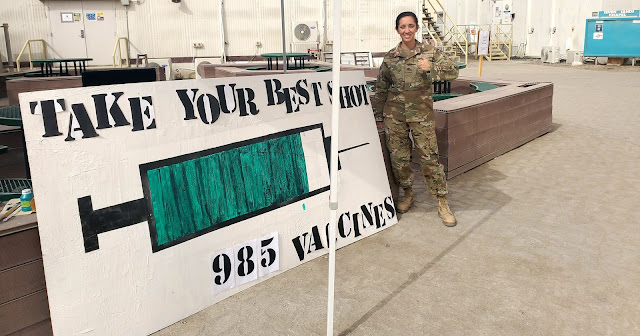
{"left": 194, "top": 57, "right": 222, "bottom": 79}
{"left": 541, "top": 46, "right": 560, "bottom": 64}
{"left": 147, "top": 58, "right": 173, "bottom": 80}
{"left": 566, "top": 50, "right": 583, "bottom": 65}
{"left": 292, "top": 21, "right": 319, "bottom": 43}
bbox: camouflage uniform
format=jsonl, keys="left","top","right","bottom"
{"left": 372, "top": 40, "right": 459, "bottom": 196}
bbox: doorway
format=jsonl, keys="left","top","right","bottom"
{"left": 48, "top": 0, "right": 117, "bottom": 65}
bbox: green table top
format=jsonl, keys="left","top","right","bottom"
{"left": 433, "top": 93, "right": 462, "bottom": 101}
{"left": 0, "top": 105, "right": 22, "bottom": 127}
{"left": 260, "top": 53, "right": 310, "bottom": 58}
{"left": 31, "top": 58, "right": 93, "bottom": 63}
{"left": 455, "top": 62, "right": 466, "bottom": 69}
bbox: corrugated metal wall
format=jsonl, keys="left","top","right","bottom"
{"left": 126, "top": 1, "right": 220, "bottom": 58}
{"left": 124, "top": 0, "right": 421, "bottom": 57}
{"left": 5, "top": 0, "right": 638, "bottom": 62}
{"left": 1, "top": 0, "right": 422, "bottom": 63}
{"left": 325, "top": 0, "right": 418, "bottom": 53}
{"left": 0, "top": 1, "right": 50, "bottom": 63}
{"left": 440, "top": 0, "right": 640, "bottom": 57}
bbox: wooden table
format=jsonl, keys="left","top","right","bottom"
{"left": 31, "top": 58, "right": 92, "bottom": 77}
{"left": 261, "top": 53, "right": 311, "bottom": 70}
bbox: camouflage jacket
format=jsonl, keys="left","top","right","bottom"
{"left": 372, "top": 41, "right": 459, "bottom": 122}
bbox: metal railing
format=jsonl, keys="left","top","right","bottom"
{"left": 112, "top": 37, "right": 130, "bottom": 68}
{"left": 423, "top": 0, "right": 468, "bottom": 64}
{"left": 493, "top": 24, "right": 513, "bottom": 60}
{"left": 457, "top": 24, "right": 513, "bottom": 61}
{"left": 421, "top": 7, "right": 441, "bottom": 45}
{"left": 15, "top": 39, "right": 47, "bottom": 71}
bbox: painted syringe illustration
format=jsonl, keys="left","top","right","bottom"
{"left": 79, "top": 123, "right": 369, "bottom": 253}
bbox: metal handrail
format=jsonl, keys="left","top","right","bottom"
{"left": 493, "top": 24, "right": 513, "bottom": 59}
{"left": 456, "top": 24, "right": 512, "bottom": 61}
{"left": 15, "top": 39, "right": 47, "bottom": 71}
{"left": 423, "top": 0, "right": 468, "bottom": 64}
{"left": 421, "top": 21, "right": 439, "bottom": 44}
{"left": 420, "top": 6, "right": 441, "bottom": 46}
{"left": 112, "top": 37, "right": 130, "bottom": 68}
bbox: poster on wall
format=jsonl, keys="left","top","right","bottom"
{"left": 501, "top": 0, "right": 513, "bottom": 23}
{"left": 19, "top": 72, "right": 397, "bottom": 335}
{"left": 60, "top": 12, "right": 73, "bottom": 23}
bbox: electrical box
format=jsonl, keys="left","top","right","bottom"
{"left": 541, "top": 46, "right": 560, "bottom": 63}
{"left": 502, "top": 0, "right": 513, "bottom": 23}
{"left": 567, "top": 50, "right": 583, "bottom": 64}
{"left": 584, "top": 10, "right": 640, "bottom": 57}
{"left": 493, "top": 1, "right": 504, "bottom": 24}
{"left": 492, "top": 0, "right": 513, "bottom": 24}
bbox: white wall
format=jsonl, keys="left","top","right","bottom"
{"left": 441, "top": 0, "right": 640, "bottom": 57}
{"left": 0, "top": 0, "right": 50, "bottom": 63}
{"left": 325, "top": 0, "right": 419, "bottom": 53}
{"left": 0, "top": 0, "right": 420, "bottom": 63}
{"left": 2, "top": 0, "right": 639, "bottom": 62}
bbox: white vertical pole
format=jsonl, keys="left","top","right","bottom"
{"left": 525, "top": 0, "right": 532, "bottom": 56}
{"left": 550, "top": 0, "right": 557, "bottom": 46}
{"left": 218, "top": 0, "right": 226, "bottom": 63}
{"left": 327, "top": 0, "right": 341, "bottom": 335}
{"left": 322, "top": 0, "right": 327, "bottom": 53}
{"left": 280, "top": 0, "right": 288, "bottom": 73}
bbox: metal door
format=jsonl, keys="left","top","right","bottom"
{"left": 48, "top": 0, "right": 117, "bottom": 65}
{"left": 48, "top": 1, "right": 88, "bottom": 59}
{"left": 82, "top": 1, "right": 117, "bottom": 65}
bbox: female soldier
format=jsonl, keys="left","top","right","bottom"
{"left": 372, "top": 11, "right": 459, "bottom": 226}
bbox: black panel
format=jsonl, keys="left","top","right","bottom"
{"left": 82, "top": 68, "right": 157, "bottom": 87}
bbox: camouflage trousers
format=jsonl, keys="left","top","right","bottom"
{"left": 384, "top": 117, "right": 448, "bottom": 196}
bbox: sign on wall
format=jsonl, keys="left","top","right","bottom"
{"left": 60, "top": 12, "right": 73, "bottom": 23}
{"left": 20, "top": 72, "right": 397, "bottom": 335}
{"left": 598, "top": 10, "right": 639, "bottom": 18}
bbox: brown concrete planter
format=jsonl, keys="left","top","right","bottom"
{"left": 0, "top": 217, "right": 53, "bottom": 335}
{"left": 432, "top": 76, "right": 553, "bottom": 178}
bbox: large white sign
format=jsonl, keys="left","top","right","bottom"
{"left": 19, "top": 72, "right": 397, "bottom": 335}
{"left": 477, "top": 30, "right": 491, "bottom": 56}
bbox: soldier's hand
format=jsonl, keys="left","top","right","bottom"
{"left": 418, "top": 54, "right": 431, "bottom": 72}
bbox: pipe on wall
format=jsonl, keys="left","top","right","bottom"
{"left": 525, "top": 0, "right": 532, "bottom": 56}
{"left": 219, "top": 0, "right": 226, "bottom": 63}
{"left": 549, "top": 0, "right": 557, "bottom": 45}
{"left": 2, "top": 23, "right": 13, "bottom": 70}
{"left": 322, "top": 0, "right": 327, "bottom": 52}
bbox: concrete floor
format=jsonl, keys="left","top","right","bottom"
{"left": 154, "top": 60, "right": 640, "bottom": 336}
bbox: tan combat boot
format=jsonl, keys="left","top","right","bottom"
{"left": 396, "top": 187, "right": 414, "bottom": 213}
{"left": 437, "top": 195, "right": 457, "bottom": 227}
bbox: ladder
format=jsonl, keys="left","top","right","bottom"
{"left": 421, "top": 0, "right": 468, "bottom": 64}
{"left": 422, "top": 7, "right": 444, "bottom": 44}
{"left": 487, "top": 42, "right": 509, "bottom": 61}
